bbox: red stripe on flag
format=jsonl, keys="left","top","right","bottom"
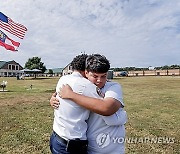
{"left": 0, "top": 21, "right": 25, "bottom": 39}
{"left": 7, "top": 36, "right": 20, "bottom": 47}
{"left": 0, "top": 41, "right": 17, "bottom": 51}
{"left": 9, "top": 19, "right": 27, "bottom": 31}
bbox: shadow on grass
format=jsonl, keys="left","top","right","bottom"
{"left": 0, "top": 90, "right": 12, "bottom": 92}
{"left": 24, "top": 77, "right": 54, "bottom": 80}
{"left": 45, "top": 89, "right": 56, "bottom": 93}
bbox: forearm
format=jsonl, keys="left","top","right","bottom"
{"left": 102, "top": 108, "right": 127, "bottom": 126}
{"left": 68, "top": 92, "right": 121, "bottom": 116}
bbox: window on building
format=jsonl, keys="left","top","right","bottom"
{"left": 8, "top": 72, "right": 12, "bottom": 76}
{"left": 12, "top": 65, "right": 15, "bottom": 70}
{"left": 16, "top": 65, "right": 19, "bottom": 70}
{"left": 68, "top": 65, "right": 72, "bottom": 70}
{"left": 8, "top": 64, "right": 12, "bottom": 70}
{"left": 4, "top": 72, "right": 7, "bottom": 77}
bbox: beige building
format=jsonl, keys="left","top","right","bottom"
{"left": 0, "top": 60, "right": 23, "bottom": 77}
{"left": 114, "top": 69, "right": 180, "bottom": 77}
{"left": 128, "top": 69, "right": 180, "bottom": 76}
{"left": 62, "top": 63, "right": 73, "bottom": 76}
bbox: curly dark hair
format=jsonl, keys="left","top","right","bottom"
{"left": 85, "top": 54, "right": 110, "bottom": 73}
{"left": 70, "top": 54, "right": 88, "bottom": 71}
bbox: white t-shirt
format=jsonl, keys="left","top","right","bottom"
{"left": 53, "top": 72, "right": 101, "bottom": 140}
{"left": 87, "top": 81, "right": 127, "bottom": 154}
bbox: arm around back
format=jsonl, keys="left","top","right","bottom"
{"left": 59, "top": 84, "right": 121, "bottom": 116}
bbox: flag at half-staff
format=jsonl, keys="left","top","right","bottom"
{"left": 0, "top": 30, "right": 20, "bottom": 51}
{"left": 0, "top": 12, "right": 27, "bottom": 39}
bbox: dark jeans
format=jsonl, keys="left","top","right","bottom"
{"left": 49, "top": 132, "right": 87, "bottom": 154}
{"left": 50, "top": 132, "right": 70, "bottom": 154}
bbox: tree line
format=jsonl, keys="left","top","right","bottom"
{"left": 111, "top": 65, "right": 180, "bottom": 72}
{"left": 24, "top": 56, "right": 179, "bottom": 73}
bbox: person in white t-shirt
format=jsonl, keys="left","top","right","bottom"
{"left": 50, "top": 54, "right": 127, "bottom": 154}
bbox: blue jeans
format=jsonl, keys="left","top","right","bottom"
{"left": 50, "top": 132, "right": 70, "bottom": 154}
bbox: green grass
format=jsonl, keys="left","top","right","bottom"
{"left": 0, "top": 77, "right": 57, "bottom": 154}
{"left": 0, "top": 76, "right": 180, "bottom": 153}
{"left": 114, "top": 76, "right": 180, "bottom": 154}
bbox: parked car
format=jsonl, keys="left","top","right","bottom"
{"left": 119, "top": 71, "right": 128, "bottom": 77}
{"left": 24, "top": 74, "right": 30, "bottom": 77}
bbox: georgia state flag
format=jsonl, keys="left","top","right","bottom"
{"left": 0, "top": 30, "right": 20, "bottom": 51}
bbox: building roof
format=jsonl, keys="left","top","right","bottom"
{"left": 44, "top": 68, "right": 63, "bottom": 73}
{"left": 0, "top": 60, "right": 23, "bottom": 69}
{"left": 62, "top": 63, "right": 71, "bottom": 71}
{"left": 53, "top": 68, "right": 63, "bottom": 73}
{"left": 0, "top": 61, "right": 7, "bottom": 68}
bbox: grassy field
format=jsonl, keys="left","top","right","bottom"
{"left": 0, "top": 76, "right": 180, "bottom": 154}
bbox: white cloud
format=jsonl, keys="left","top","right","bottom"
{"left": 0, "top": 0, "right": 180, "bottom": 68}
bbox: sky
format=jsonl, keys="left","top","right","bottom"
{"left": 0, "top": 0, "right": 180, "bottom": 69}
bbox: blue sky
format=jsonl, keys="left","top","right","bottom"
{"left": 0, "top": 0, "right": 180, "bottom": 68}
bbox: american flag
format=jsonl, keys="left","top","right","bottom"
{"left": 0, "top": 12, "right": 27, "bottom": 39}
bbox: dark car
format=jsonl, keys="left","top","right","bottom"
{"left": 119, "top": 71, "right": 128, "bottom": 77}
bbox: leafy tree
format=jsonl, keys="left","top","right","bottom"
{"left": 25, "top": 57, "right": 46, "bottom": 73}
{"left": 112, "top": 67, "right": 123, "bottom": 71}
{"left": 170, "top": 64, "right": 180, "bottom": 69}
{"left": 162, "top": 65, "right": 169, "bottom": 70}
{"left": 48, "top": 69, "right": 53, "bottom": 74}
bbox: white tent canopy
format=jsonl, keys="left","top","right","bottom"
{"left": 20, "top": 69, "right": 42, "bottom": 73}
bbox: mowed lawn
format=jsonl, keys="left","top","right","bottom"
{"left": 0, "top": 76, "right": 180, "bottom": 154}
